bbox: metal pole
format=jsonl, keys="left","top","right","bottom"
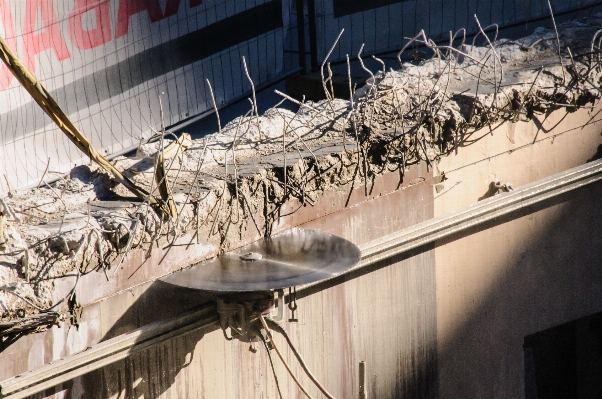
{"left": 359, "top": 361, "right": 367, "bottom": 399}
{"left": 307, "top": 0, "right": 319, "bottom": 71}
{"left": 296, "top": 0, "right": 307, "bottom": 73}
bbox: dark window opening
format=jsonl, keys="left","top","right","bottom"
{"left": 524, "top": 311, "right": 602, "bottom": 399}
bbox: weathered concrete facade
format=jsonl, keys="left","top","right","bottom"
{"left": 4, "top": 10, "right": 602, "bottom": 397}
{"left": 434, "top": 102, "right": 602, "bottom": 398}
{"left": 3, "top": 164, "right": 438, "bottom": 399}
{"left": 1, "top": 99, "right": 601, "bottom": 398}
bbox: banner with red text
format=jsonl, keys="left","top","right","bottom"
{"left": 0, "top": 0, "right": 293, "bottom": 192}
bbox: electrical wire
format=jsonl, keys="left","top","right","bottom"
{"left": 264, "top": 317, "right": 338, "bottom": 399}
{"left": 260, "top": 332, "right": 284, "bottom": 399}
{"left": 258, "top": 314, "right": 315, "bottom": 399}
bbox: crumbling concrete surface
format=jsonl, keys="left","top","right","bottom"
{"left": 2, "top": 15, "right": 602, "bottom": 339}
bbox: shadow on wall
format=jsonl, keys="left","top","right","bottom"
{"left": 99, "top": 280, "right": 215, "bottom": 342}
{"left": 37, "top": 327, "right": 208, "bottom": 399}
{"left": 80, "top": 327, "right": 208, "bottom": 399}
{"left": 435, "top": 177, "right": 602, "bottom": 397}
{"left": 28, "top": 280, "right": 217, "bottom": 399}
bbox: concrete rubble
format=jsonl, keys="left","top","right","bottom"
{"left": 2, "top": 15, "right": 602, "bottom": 337}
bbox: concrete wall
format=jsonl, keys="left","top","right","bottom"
{"left": 2, "top": 99, "right": 602, "bottom": 398}
{"left": 436, "top": 175, "right": 602, "bottom": 399}
{"left": 14, "top": 163, "right": 439, "bottom": 399}
{"left": 435, "top": 105, "right": 602, "bottom": 398}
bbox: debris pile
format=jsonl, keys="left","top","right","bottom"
{"left": 2, "top": 14, "right": 602, "bottom": 339}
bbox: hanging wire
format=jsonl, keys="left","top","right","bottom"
{"left": 260, "top": 332, "right": 284, "bottom": 399}
{"left": 258, "top": 314, "right": 315, "bottom": 399}
{"left": 264, "top": 317, "right": 338, "bottom": 399}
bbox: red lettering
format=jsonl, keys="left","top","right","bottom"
{"left": 116, "top": 0, "right": 173, "bottom": 38}
{"left": 189, "top": 0, "right": 203, "bottom": 7}
{"left": 0, "top": 0, "right": 16, "bottom": 91}
{"left": 23, "top": 0, "right": 70, "bottom": 73}
{"left": 164, "top": 0, "right": 181, "bottom": 19}
{"left": 68, "top": 0, "right": 112, "bottom": 50}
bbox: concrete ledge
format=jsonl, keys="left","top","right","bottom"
{"left": 0, "top": 305, "right": 218, "bottom": 399}
{"left": 3, "top": 158, "right": 600, "bottom": 399}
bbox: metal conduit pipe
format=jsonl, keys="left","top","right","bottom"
{"left": 2, "top": 158, "right": 602, "bottom": 398}
{"left": 294, "top": 157, "right": 602, "bottom": 297}
{"left": 0, "top": 305, "right": 218, "bottom": 399}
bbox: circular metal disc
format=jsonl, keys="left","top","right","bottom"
{"left": 161, "top": 228, "right": 361, "bottom": 292}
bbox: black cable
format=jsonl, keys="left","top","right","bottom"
{"left": 260, "top": 333, "right": 284, "bottom": 399}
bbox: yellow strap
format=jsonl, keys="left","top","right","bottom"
{"left": 0, "top": 35, "right": 173, "bottom": 217}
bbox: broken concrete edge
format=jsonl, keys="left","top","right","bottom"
{"left": 1, "top": 16, "right": 602, "bottom": 328}
{"left": 2, "top": 156, "right": 602, "bottom": 399}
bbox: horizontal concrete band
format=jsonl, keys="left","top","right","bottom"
{"left": 299, "top": 158, "right": 602, "bottom": 294}
{"left": 0, "top": 306, "right": 218, "bottom": 399}
{"left": 2, "top": 158, "right": 602, "bottom": 398}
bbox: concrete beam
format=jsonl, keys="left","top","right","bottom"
{"left": 2, "top": 158, "right": 601, "bottom": 399}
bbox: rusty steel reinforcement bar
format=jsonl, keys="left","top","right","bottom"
{"left": 0, "top": 305, "right": 218, "bottom": 399}
{"left": 1, "top": 159, "right": 602, "bottom": 398}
